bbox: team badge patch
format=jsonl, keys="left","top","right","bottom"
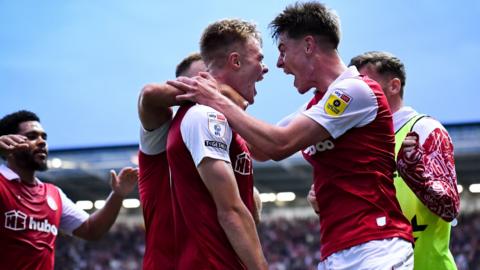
{"left": 207, "top": 112, "right": 227, "bottom": 138}
{"left": 47, "top": 196, "right": 58, "bottom": 211}
{"left": 324, "top": 89, "right": 352, "bottom": 116}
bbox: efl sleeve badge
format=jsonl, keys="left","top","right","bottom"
{"left": 207, "top": 112, "right": 227, "bottom": 138}
{"left": 324, "top": 89, "right": 352, "bottom": 116}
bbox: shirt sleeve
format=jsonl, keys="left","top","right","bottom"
{"left": 180, "top": 105, "right": 233, "bottom": 167}
{"left": 302, "top": 78, "right": 378, "bottom": 139}
{"left": 276, "top": 101, "right": 309, "bottom": 127}
{"left": 57, "top": 187, "right": 89, "bottom": 235}
{"left": 139, "top": 121, "right": 171, "bottom": 155}
{"left": 397, "top": 117, "right": 460, "bottom": 221}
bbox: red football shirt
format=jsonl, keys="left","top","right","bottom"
{"left": 0, "top": 173, "right": 63, "bottom": 270}
{"left": 301, "top": 67, "right": 413, "bottom": 259}
{"left": 167, "top": 104, "right": 254, "bottom": 269}
{"left": 138, "top": 123, "right": 175, "bottom": 270}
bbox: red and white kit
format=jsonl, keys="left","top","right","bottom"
{"left": 284, "top": 67, "right": 414, "bottom": 260}
{"left": 138, "top": 122, "right": 175, "bottom": 270}
{"left": 0, "top": 165, "right": 88, "bottom": 270}
{"left": 167, "top": 104, "right": 254, "bottom": 270}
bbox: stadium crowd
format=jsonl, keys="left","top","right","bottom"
{"left": 54, "top": 213, "right": 480, "bottom": 270}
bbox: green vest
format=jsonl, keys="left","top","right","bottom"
{"left": 394, "top": 114, "right": 457, "bottom": 270}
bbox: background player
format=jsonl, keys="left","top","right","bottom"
{"left": 0, "top": 110, "right": 137, "bottom": 270}
{"left": 137, "top": 52, "right": 206, "bottom": 270}
{"left": 350, "top": 51, "right": 460, "bottom": 270}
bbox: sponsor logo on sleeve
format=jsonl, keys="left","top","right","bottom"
{"left": 324, "top": 89, "right": 352, "bottom": 116}
{"left": 205, "top": 140, "right": 227, "bottom": 151}
{"left": 207, "top": 112, "right": 227, "bottom": 138}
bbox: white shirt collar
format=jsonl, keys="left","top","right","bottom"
{"left": 392, "top": 106, "right": 419, "bottom": 132}
{"left": 0, "top": 164, "right": 42, "bottom": 184}
{"left": 0, "top": 164, "right": 21, "bottom": 181}
{"left": 330, "top": 66, "right": 361, "bottom": 87}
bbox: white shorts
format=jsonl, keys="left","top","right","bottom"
{"left": 317, "top": 237, "right": 413, "bottom": 270}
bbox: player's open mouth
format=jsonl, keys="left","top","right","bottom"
{"left": 34, "top": 150, "right": 48, "bottom": 159}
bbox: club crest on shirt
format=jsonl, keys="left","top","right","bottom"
{"left": 324, "top": 89, "right": 352, "bottom": 116}
{"left": 47, "top": 195, "right": 58, "bottom": 211}
{"left": 207, "top": 112, "right": 227, "bottom": 138}
{"left": 234, "top": 152, "right": 252, "bottom": 175}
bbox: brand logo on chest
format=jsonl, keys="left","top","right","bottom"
{"left": 303, "top": 139, "right": 335, "bottom": 156}
{"left": 4, "top": 210, "right": 58, "bottom": 235}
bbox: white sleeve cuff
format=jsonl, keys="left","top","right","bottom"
{"left": 139, "top": 121, "right": 171, "bottom": 155}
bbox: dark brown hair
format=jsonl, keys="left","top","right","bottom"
{"left": 349, "top": 51, "right": 406, "bottom": 97}
{"left": 270, "top": 1, "right": 341, "bottom": 50}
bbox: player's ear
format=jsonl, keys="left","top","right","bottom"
{"left": 304, "top": 35, "right": 316, "bottom": 54}
{"left": 228, "top": 52, "right": 241, "bottom": 70}
{"left": 389, "top": 78, "right": 402, "bottom": 96}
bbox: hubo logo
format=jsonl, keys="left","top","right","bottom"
{"left": 4, "top": 210, "right": 58, "bottom": 236}
{"left": 234, "top": 152, "right": 252, "bottom": 175}
{"left": 303, "top": 139, "right": 335, "bottom": 156}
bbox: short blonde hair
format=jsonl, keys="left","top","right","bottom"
{"left": 200, "top": 19, "right": 262, "bottom": 68}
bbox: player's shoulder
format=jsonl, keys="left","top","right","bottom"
{"left": 324, "top": 76, "right": 375, "bottom": 113}
{"left": 331, "top": 76, "right": 374, "bottom": 100}
{"left": 338, "top": 75, "right": 372, "bottom": 90}
{"left": 183, "top": 104, "right": 228, "bottom": 124}
{"left": 413, "top": 115, "right": 448, "bottom": 136}
{"left": 416, "top": 115, "right": 444, "bottom": 127}
{"left": 51, "top": 183, "right": 65, "bottom": 195}
{"left": 188, "top": 104, "right": 215, "bottom": 113}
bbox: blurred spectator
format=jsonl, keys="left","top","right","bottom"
{"left": 55, "top": 212, "right": 480, "bottom": 270}
{"left": 55, "top": 224, "right": 144, "bottom": 270}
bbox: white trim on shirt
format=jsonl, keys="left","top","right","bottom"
{"left": 57, "top": 187, "right": 89, "bottom": 235}
{"left": 139, "top": 121, "right": 171, "bottom": 155}
{"left": 0, "top": 164, "right": 21, "bottom": 181}
{"left": 303, "top": 67, "right": 378, "bottom": 139}
{"left": 0, "top": 164, "right": 89, "bottom": 235}
{"left": 180, "top": 105, "right": 233, "bottom": 167}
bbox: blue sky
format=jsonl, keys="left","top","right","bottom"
{"left": 1, "top": 0, "right": 479, "bottom": 149}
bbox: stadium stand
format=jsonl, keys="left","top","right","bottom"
{"left": 53, "top": 212, "right": 479, "bottom": 269}
{"left": 20, "top": 121, "right": 475, "bottom": 269}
